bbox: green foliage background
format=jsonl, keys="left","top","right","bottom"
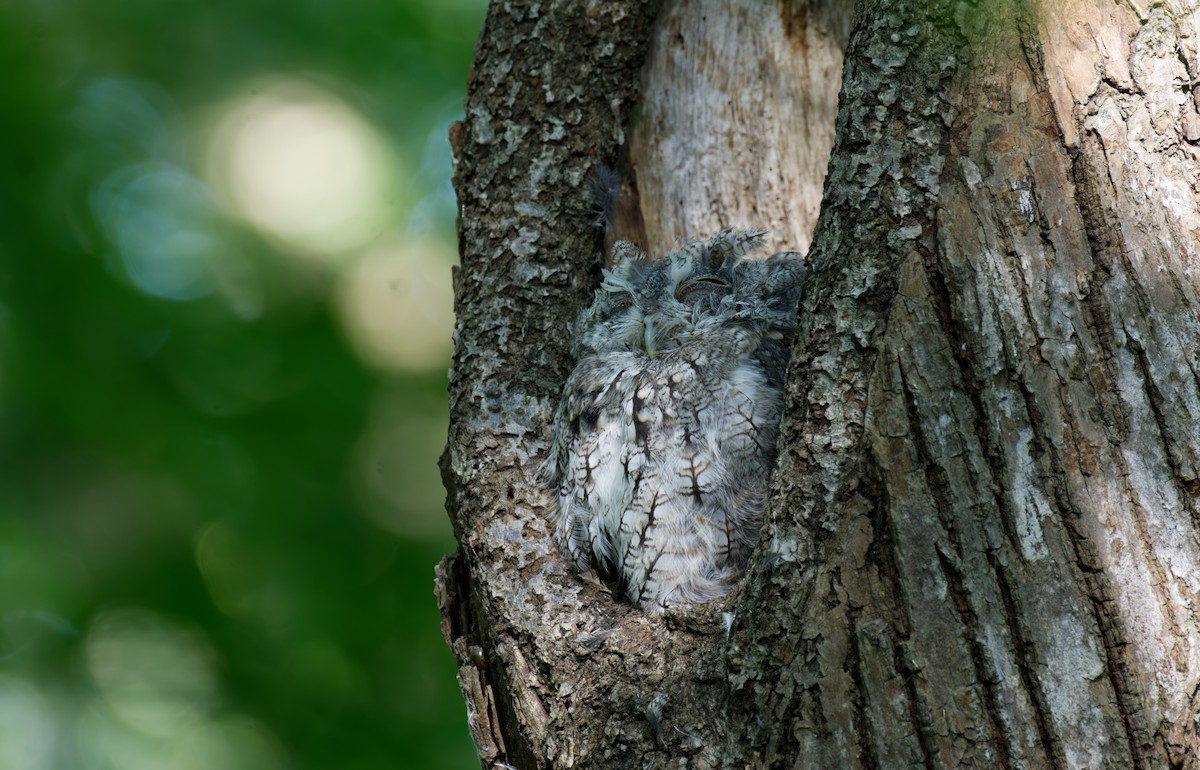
{"left": 0, "top": 1, "right": 484, "bottom": 767}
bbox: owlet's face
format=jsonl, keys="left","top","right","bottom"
{"left": 574, "top": 230, "right": 801, "bottom": 362}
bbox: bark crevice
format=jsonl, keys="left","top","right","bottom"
{"left": 844, "top": 609, "right": 884, "bottom": 770}
{"left": 989, "top": 551, "right": 1065, "bottom": 770}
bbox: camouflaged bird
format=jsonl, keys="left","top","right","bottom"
{"left": 543, "top": 229, "right": 805, "bottom": 610}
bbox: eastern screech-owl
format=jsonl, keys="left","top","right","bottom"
{"left": 544, "top": 229, "right": 805, "bottom": 611}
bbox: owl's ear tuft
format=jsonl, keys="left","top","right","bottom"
{"left": 608, "top": 240, "right": 644, "bottom": 276}
{"left": 706, "top": 241, "right": 728, "bottom": 270}
{"left": 706, "top": 229, "right": 766, "bottom": 270}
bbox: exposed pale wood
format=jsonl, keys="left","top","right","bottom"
{"left": 628, "top": 0, "right": 849, "bottom": 256}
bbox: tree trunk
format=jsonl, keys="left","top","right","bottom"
{"left": 438, "top": 0, "right": 1200, "bottom": 767}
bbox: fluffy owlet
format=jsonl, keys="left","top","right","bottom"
{"left": 544, "top": 229, "right": 805, "bottom": 610}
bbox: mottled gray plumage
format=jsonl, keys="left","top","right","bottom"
{"left": 544, "top": 229, "right": 805, "bottom": 610}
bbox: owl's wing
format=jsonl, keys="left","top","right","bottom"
{"left": 551, "top": 356, "right": 639, "bottom": 574}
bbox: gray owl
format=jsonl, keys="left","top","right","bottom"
{"left": 544, "top": 229, "right": 805, "bottom": 611}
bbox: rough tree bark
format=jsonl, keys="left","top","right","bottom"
{"left": 438, "top": 0, "right": 1200, "bottom": 767}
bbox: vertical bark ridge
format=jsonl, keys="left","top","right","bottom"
{"left": 887, "top": 260, "right": 1068, "bottom": 767}
{"left": 937, "top": 108, "right": 1141, "bottom": 766}
{"left": 933, "top": 544, "right": 1015, "bottom": 770}
{"left": 927, "top": 3, "right": 1186, "bottom": 757}
{"left": 844, "top": 610, "right": 884, "bottom": 770}
{"left": 860, "top": 464, "right": 934, "bottom": 769}
{"left": 890, "top": 628, "right": 938, "bottom": 770}
{"left": 988, "top": 551, "right": 1067, "bottom": 770}
{"left": 1057, "top": 484, "right": 1151, "bottom": 766}
{"left": 1023, "top": 358, "right": 1152, "bottom": 766}
{"left": 1012, "top": 362, "right": 1142, "bottom": 762}
{"left": 895, "top": 357, "right": 1001, "bottom": 766}
{"left": 1030, "top": 0, "right": 1200, "bottom": 759}
{"left": 1065, "top": 150, "right": 1128, "bottom": 438}
{"left": 1129, "top": 333, "right": 1200, "bottom": 538}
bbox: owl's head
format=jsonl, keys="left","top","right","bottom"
{"left": 572, "top": 229, "right": 805, "bottom": 359}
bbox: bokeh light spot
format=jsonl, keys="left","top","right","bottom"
{"left": 77, "top": 704, "right": 175, "bottom": 770}
{"left": 0, "top": 676, "right": 56, "bottom": 770}
{"left": 91, "top": 163, "right": 224, "bottom": 301}
{"left": 194, "top": 520, "right": 260, "bottom": 618}
{"left": 169, "top": 718, "right": 285, "bottom": 770}
{"left": 85, "top": 609, "right": 218, "bottom": 736}
{"left": 335, "top": 235, "right": 456, "bottom": 373}
{"left": 205, "top": 79, "right": 398, "bottom": 262}
{"left": 353, "top": 389, "right": 451, "bottom": 538}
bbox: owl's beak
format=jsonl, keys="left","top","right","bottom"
{"left": 643, "top": 318, "right": 657, "bottom": 359}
